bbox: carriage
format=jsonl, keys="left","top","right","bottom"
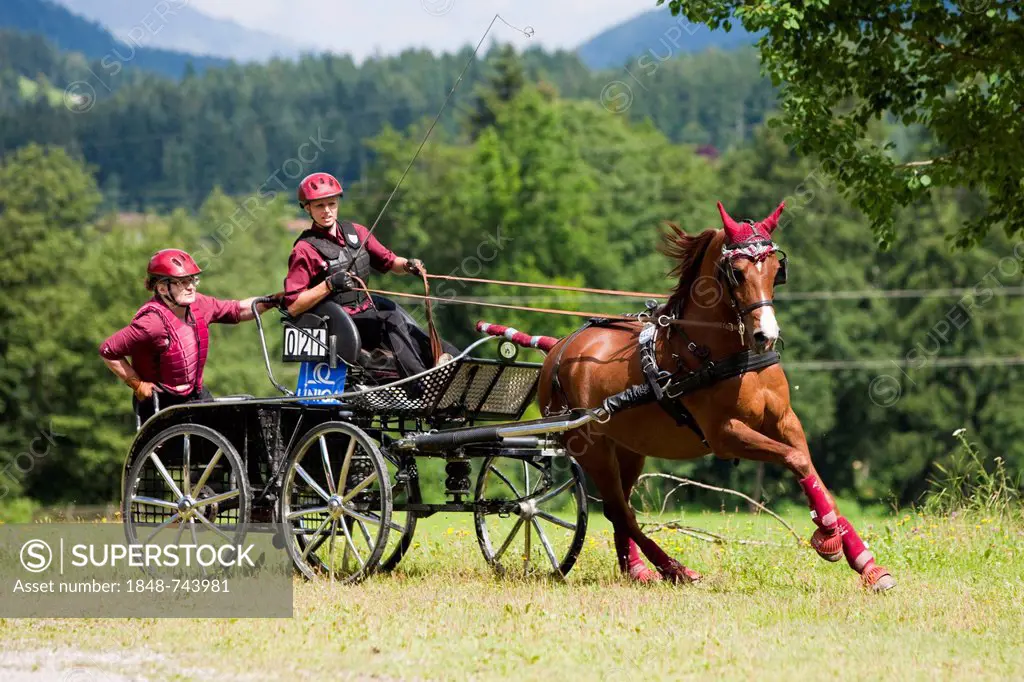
{"left": 118, "top": 297, "right": 598, "bottom": 583}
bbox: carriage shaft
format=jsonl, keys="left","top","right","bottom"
{"left": 398, "top": 408, "right": 600, "bottom": 452}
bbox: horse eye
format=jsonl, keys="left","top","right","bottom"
{"left": 731, "top": 268, "right": 744, "bottom": 283}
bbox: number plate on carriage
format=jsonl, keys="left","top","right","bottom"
{"left": 282, "top": 325, "right": 329, "bottom": 362}
{"left": 295, "top": 361, "right": 347, "bottom": 405}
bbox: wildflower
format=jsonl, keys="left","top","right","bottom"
{"left": 952, "top": 428, "right": 966, "bottom": 437}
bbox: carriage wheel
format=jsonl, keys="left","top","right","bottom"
{"left": 378, "top": 450, "right": 420, "bottom": 573}
{"left": 123, "top": 424, "right": 251, "bottom": 574}
{"left": 474, "top": 454, "right": 588, "bottom": 579}
{"left": 279, "top": 421, "right": 392, "bottom": 583}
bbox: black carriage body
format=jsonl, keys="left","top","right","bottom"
{"left": 120, "top": 354, "right": 543, "bottom": 516}
{"left": 120, "top": 301, "right": 590, "bottom": 582}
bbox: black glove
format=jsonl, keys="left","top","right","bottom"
{"left": 327, "top": 271, "right": 355, "bottom": 292}
{"left": 404, "top": 258, "right": 424, "bottom": 275}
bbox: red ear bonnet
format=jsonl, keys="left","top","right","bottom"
{"left": 718, "top": 201, "right": 785, "bottom": 245}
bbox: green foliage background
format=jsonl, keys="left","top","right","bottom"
{"left": 1, "top": 41, "right": 1021, "bottom": 520}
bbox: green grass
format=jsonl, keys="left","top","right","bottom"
{"left": 2, "top": 505, "right": 1023, "bottom": 681}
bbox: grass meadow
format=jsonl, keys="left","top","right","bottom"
{"left": 2, "top": 501, "right": 1023, "bottom": 682}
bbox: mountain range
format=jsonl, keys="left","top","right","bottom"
{"left": 1, "top": 0, "right": 756, "bottom": 78}
{"left": 0, "top": 0, "right": 229, "bottom": 78}
{"left": 575, "top": 6, "right": 759, "bottom": 70}
{"left": 53, "top": 0, "right": 302, "bottom": 62}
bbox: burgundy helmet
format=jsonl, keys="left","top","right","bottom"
{"left": 146, "top": 249, "right": 202, "bottom": 290}
{"left": 297, "top": 172, "right": 343, "bottom": 206}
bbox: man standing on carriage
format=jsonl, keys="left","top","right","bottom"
{"left": 99, "top": 249, "right": 277, "bottom": 422}
{"left": 281, "top": 171, "right": 458, "bottom": 378}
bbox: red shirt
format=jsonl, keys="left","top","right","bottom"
{"left": 99, "top": 294, "right": 242, "bottom": 394}
{"left": 282, "top": 221, "right": 396, "bottom": 314}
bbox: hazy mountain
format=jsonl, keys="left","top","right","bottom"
{"left": 0, "top": 0, "right": 229, "bottom": 78}
{"left": 54, "top": 0, "right": 302, "bottom": 62}
{"left": 576, "top": 6, "right": 759, "bottom": 69}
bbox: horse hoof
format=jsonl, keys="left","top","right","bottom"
{"left": 627, "top": 562, "right": 662, "bottom": 584}
{"left": 810, "top": 527, "right": 843, "bottom": 562}
{"left": 658, "top": 559, "right": 702, "bottom": 584}
{"left": 862, "top": 564, "right": 896, "bottom": 593}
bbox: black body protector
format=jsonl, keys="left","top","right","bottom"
{"left": 294, "top": 221, "right": 372, "bottom": 307}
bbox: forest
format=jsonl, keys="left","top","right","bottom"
{"left": 1, "top": 35, "right": 1022, "bottom": 521}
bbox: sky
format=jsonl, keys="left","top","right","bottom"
{"left": 189, "top": 0, "right": 658, "bottom": 61}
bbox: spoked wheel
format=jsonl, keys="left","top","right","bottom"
{"left": 123, "top": 424, "right": 250, "bottom": 575}
{"left": 279, "top": 421, "right": 392, "bottom": 583}
{"left": 378, "top": 450, "right": 420, "bottom": 573}
{"left": 474, "top": 454, "right": 588, "bottom": 579}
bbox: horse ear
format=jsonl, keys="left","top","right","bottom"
{"left": 717, "top": 201, "right": 737, "bottom": 228}
{"left": 717, "top": 201, "right": 744, "bottom": 243}
{"left": 761, "top": 201, "right": 785, "bottom": 235}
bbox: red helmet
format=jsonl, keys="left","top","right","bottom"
{"left": 146, "top": 249, "right": 202, "bottom": 289}
{"left": 297, "top": 172, "right": 343, "bottom": 205}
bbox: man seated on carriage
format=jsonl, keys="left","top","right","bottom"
{"left": 281, "top": 171, "right": 459, "bottom": 379}
{"left": 99, "top": 249, "right": 276, "bottom": 423}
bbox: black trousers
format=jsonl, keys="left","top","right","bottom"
{"left": 351, "top": 295, "right": 459, "bottom": 377}
{"left": 133, "top": 386, "right": 213, "bottom": 426}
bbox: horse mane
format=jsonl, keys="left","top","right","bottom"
{"left": 658, "top": 223, "right": 718, "bottom": 313}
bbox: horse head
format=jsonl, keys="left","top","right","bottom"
{"left": 715, "top": 201, "right": 788, "bottom": 353}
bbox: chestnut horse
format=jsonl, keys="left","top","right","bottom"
{"left": 538, "top": 201, "right": 895, "bottom": 592}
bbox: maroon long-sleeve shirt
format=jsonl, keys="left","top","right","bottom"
{"left": 100, "top": 294, "right": 241, "bottom": 395}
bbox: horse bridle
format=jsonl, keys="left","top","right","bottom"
{"left": 652, "top": 236, "right": 790, "bottom": 353}
{"left": 717, "top": 238, "right": 788, "bottom": 318}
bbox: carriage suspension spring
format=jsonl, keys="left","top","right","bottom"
{"left": 395, "top": 461, "right": 417, "bottom": 486}
{"left": 444, "top": 459, "right": 473, "bottom": 503}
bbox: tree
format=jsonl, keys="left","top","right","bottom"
{"left": 661, "top": 0, "right": 1024, "bottom": 249}
{"left": 466, "top": 44, "right": 527, "bottom": 138}
{"left": 0, "top": 144, "right": 103, "bottom": 509}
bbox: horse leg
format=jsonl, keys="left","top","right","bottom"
{"left": 576, "top": 436, "right": 700, "bottom": 584}
{"left": 614, "top": 445, "right": 661, "bottom": 583}
{"left": 770, "top": 411, "right": 896, "bottom": 591}
{"left": 713, "top": 418, "right": 896, "bottom": 592}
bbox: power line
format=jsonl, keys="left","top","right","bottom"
{"left": 776, "top": 286, "right": 1024, "bottom": 301}
{"left": 782, "top": 356, "right": 1024, "bottom": 371}
{"left": 407, "top": 286, "right": 1024, "bottom": 305}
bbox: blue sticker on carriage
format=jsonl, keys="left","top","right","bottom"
{"left": 295, "top": 361, "right": 346, "bottom": 405}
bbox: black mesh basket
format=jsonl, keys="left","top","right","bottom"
{"left": 345, "top": 359, "right": 540, "bottom": 421}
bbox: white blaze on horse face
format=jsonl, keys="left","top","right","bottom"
{"left": 752, "top": 271, "right": 780, "bottom": 341}
{"left": 758, "top": 306, "right": 780, "bottom": 340}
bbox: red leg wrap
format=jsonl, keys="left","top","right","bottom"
{"left": 615, "top": 537, "right": 659, "bottom": 581}
{"left": 799, "top": 475, "right": 838, "bottom": 530}
{"left": 837, "top": 516, "right": 875, "bottom": 573}
{"left": 628, "top": 564, "right": 662, "bottom": 582}
{"left": 625, "top": 539, "right": 662, "bottom": 581}
{"left": 627, "top": 538, "right": 643, "bottom": 565}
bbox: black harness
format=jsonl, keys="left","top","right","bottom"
{"left": 635, "top": 315, "right": 780, "bottom": 444}
{"left": 294, "top": 221, "right": 372, "bottom": 307}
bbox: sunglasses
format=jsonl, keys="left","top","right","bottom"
{"left": 168, "top": 276, "right": 200, "bottom": 288}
